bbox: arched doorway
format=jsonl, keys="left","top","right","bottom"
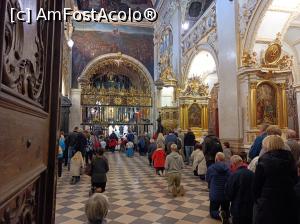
{"left": 78, "top": 53, "right": 154, "bottom": 136}
{"left": 180, "top": 50, "right": 219, "bottom": 137}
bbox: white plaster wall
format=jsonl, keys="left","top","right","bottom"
{"left": 239, "top": 75, "right": 250, "bottom": 143}
{"left": 69, "top": 88, "right": 82, "bottom": 131}
{"left": 216, "top": 0, "right": 241, "bottom": 141}
{"left": 296, "top": 90, "right": 300, "bottom": 132}
{"left": 170, "top": 7, "right": 181, "bottom": 79}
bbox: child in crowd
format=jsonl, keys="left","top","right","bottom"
{"left": 91, "top": 148, "right": 109, "bottom": 193}
{"left": 206, "top": 152, "right": 230, "bottom": 224}
{"left": 152, "top": 142, "right": 166, "bottom": 176}
{"left": 191, "top": 143, "right": 207, "bottom": 180}
{"left": 165, "top": 144, "right": 185, "bottom": 197}
{"left": 126, "top": 141, "right": 134, "bottom": 157}
{"left": 70, "top": 151, "right": 85, "bottom": 185}
{"left": 85, "top": 193, "right": 109, "bottom": 224}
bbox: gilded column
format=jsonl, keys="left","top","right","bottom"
{"left": 280, "top": 83, "right": 288, "bottom": 128}
{"left": 200, "top": 106, "right": 204, "bottom": 129}
{"left": 204, "top": 105, "right": 209, "bottom": 129}
{"left": 184, "top": 105, "right": 189, "bottom": 130}
{"left": 250, "top": 82, "right": 257, "bottom": 128}
{"left": 180, "top": 104, "right": 184, "bottom": 129}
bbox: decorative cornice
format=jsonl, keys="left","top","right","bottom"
{"left": 182, "top": 3, "right": 216, "bottom": 54}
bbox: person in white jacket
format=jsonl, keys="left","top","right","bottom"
{"left": 191, "top": 143, "right": 207, "bottom": 180}
{"left": 70, "top": 151, "right": 85, "bottom": 184}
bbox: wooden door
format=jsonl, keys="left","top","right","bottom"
{"left": 0, "top": 0, "right": 63, "bottom": 223}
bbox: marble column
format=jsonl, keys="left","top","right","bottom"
{"left": 294, "top": 85, "right": 300, "bottom": 133}
{"left": 69, "top": 88, "right": 82, "bottom": 131}
{"left": 216, "top": 0, "right": 242, "bottom": 144}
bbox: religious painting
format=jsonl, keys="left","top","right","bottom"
{"left": 72, "top": 23, "right": 154, "bottom": 88}
{"left": 256, "top": 83, "right": 277, "bottom": 125}
{"left": 188, "top": 103, "right": 201, "bottom": 127}
{"left": 76, "top": 0, "right": 152, "bottom": 12}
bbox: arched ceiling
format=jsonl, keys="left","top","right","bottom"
{"left": 254, "top": 0, "right": 300, "bottom": 63}
{"left": 284, "top": 14, "right": 300, "bottom": 62}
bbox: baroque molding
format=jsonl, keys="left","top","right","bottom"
{"left": 181, "top": 3, "right": 216, "bottom": 54}
{"left": 239, "top": 0, "right": 258, "bottom": 38}
{"left": 207, "top": 30, "right": 218, "bottom": 53}
{"left": 3, "top": 0, "right": 46, "bottom": 107}
{"left": 0, "top": 180, "right": 37, "bottom": 223}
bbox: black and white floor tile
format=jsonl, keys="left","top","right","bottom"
{"left": 55, "top": 152, "right": 220, "bottom": 224}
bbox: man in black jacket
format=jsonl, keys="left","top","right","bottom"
{"left": 225, "top": 155, "right": 254, "bottom": 224}
{"left": 184, "top": 128, "right": 195, "bottom": 165}
{"left": 203, "top": 129, "right": 223, "bottom": 168}
{"left": 65, "top": 127, "right": 79, "bottom": 170}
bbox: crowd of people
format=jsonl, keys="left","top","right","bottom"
{"left": 57, "top": 124, "right": 300, "bottom": 224}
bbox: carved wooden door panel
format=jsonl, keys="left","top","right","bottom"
{"left": 0, "top": 0, "right": 63, "bottom": 223}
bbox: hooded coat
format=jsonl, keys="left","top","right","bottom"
{"left": 165, "top": 151, "right": 184, "bottom": 173}
{"left": 206, "top": 162, "right": 230, "bottom": 202}
{"left": 253, "top": 150, "right": 298, "bottom": 224}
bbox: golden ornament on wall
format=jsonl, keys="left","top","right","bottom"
{"left": 264, "top": 43, "right": 281, "bottom": 65}
{"left": 114, "top": 97, "right": 122, "bottom": 105}
{"left": 242, "top": 51, "right": 257, "bottom": 67}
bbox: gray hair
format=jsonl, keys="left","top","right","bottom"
{"left": 286, "top": 129, "right": 297, "bottom": 139}
{"left": 230, "top": 155, "right": 243, "bottom": 165}
{"left": 170, "top": 144, "right": 177, "bottom": 151}
{"left": 85, "top": 193, "right": 109, "bottom": 223}
{"left": 215, "top": 152, "right": 225, "bottom": 161}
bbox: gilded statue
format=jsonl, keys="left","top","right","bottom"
{"left": 182, "top": 77, "right": 209, "bottom": 97}
{"left": 242, "top": 51, "right": 257, "bottom": 67}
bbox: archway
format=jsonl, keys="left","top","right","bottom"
{"left": 187, "top": 50, "right": 218, "bottom": 91}
{"left": 180, "top": 50, "right": 219, "bottom": 137}
{"left": 76, "top": 53, "right": 155, "bottom": 136}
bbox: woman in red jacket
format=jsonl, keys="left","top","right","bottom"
{"left": 152, "top": 142, "right": 166, "bottom": 176}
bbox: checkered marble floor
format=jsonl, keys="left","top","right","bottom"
{"left": 55, "top": 152, "right": 220, "bottom": 224}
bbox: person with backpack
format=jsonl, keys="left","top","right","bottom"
{"left": 203, "top": 129, "right": 223, "bottom": 168}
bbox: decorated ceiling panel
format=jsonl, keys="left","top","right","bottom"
{"left": 71, "top": 23, "right": 154, "bottom": 88}
{"left": 75, "top": 0, "right": 153, "bottom": 12}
